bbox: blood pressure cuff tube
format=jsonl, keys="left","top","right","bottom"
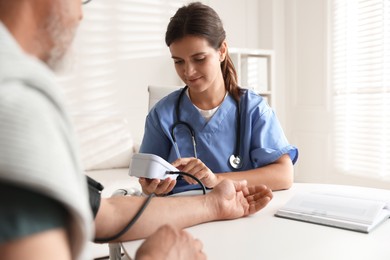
{"left": 87, "top": 176, "right": 104, "bottom": 219}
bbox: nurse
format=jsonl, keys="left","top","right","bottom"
{"left": 139, "top": 2, "right": 298, "bottom": 195}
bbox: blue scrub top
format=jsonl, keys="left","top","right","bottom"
{"left": 140, "top": 88, "right": 298, "bottom": 194}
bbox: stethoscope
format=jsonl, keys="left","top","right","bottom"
{"left": 170, "top": 86, "right": 243, "bottom": 169}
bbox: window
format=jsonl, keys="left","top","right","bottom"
{"left": 332, "top": 0, "right": 390, "bottom": 180}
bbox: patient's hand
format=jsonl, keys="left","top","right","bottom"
{"left": 139, "top": 177, "right": 176, "bottom": 195}
{"left": 135, "top": 224, "right": 206, "bottom": 260}
{"left": 208, "top": 179, "right": 273, "bottom": 219}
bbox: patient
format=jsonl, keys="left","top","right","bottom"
{"left": 0, "top": 0, "right": 273, "bottom": 259}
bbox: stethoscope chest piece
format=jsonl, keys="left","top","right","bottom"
{"left": 229, "top": 154, "right": 243, "bottom": 169}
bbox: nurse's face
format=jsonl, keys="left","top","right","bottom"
{"left": 169, "top": 35, "right": 226, "bottom": 94}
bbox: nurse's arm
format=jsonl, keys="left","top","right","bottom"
{"left": 216, "top": 154, "right": 294, "bottom": 191}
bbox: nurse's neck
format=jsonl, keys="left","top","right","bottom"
{"left": 188, "top": 83, "right": 226, "bottom": 110}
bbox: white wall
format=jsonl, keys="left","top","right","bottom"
{"left": 114, "top": 55, "right": 180, "bottom": 144}
{"left": 283, "top": 0, "right": 330, "bottom": 185}
{"left": 210, "top": 0, "right": 289, "bottom": 130}
{"left": 208, "top": 0, "right": 262, "bottom": 49}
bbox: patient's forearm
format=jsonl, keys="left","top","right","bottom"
{"left": 94, "top": 195, "right": 215, "bottom": 242}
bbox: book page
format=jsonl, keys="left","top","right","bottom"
{"left": 281, "top": 192, "right": 387, "bottom": 224}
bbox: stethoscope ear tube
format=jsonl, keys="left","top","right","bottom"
{"left": 171, "top": 120, "right": 197, "bottom": 158}
{"left": 171, "top": 86, "right": 243, "bottom": 170}
{"left": 231, "top": 92, "right": 242, "bottom": 170}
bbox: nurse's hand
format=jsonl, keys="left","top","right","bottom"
{"left": 172, "top": 157, "right": 218, "bottom": 188}
{"left": 139, "top": 177, "right": 176, "bottom": 196}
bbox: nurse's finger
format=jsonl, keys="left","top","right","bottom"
{"left": 139, "top": 178, "right": 161, "bottom": 195}
{"left": 165, "top": 178, "right": 177, "bottom": 192}
{"left": 180, "top": 158, "right": 204, "bottom": 174}
{"left": 192, "top": 165, "right": 211, "bottom": 179}
{"left": 171, "top": 157, "right": 196, "bottom": 168}
{"left": 155, "top": 178, "right": 176, "bottom": 194}
{"left": 180, "top": 173, "right": 198, "bottom": 185}
{"left": 183, "top": 175, "right": 193, "bottom": 184}
{"left": 189, "top": 166, "right": 210, "bottom": 185}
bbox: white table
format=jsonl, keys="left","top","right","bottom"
{"left": 121, "top": 183, "right": 390, "bottom": 260}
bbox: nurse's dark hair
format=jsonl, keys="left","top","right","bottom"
{"left": 165, "top": 2, "right": 242, "bottom": 101}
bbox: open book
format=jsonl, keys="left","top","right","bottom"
{"left": 275, "top": 192, "right": 390, "bottom": 233}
